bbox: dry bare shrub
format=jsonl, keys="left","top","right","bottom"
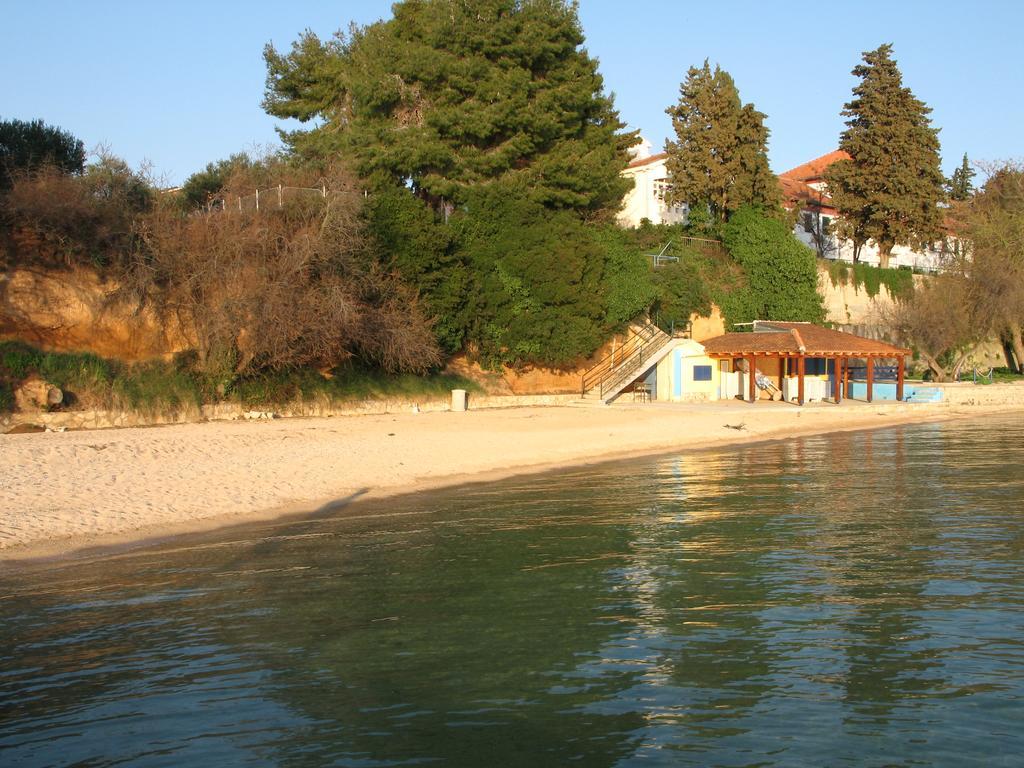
{"left": 957, "top": 163, "right": 1024, "bottom": 370}
{"left": 1, "top": 155, "right": 151, "bottom": 269}
{"left": 125, "top": 165, "right": 440, "bottom": 386}
{"left": 884, "top": 274, "right": 978, "bottom": 381}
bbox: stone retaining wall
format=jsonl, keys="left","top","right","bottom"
{"left": 931, "top": 382, "right": 1024, "bottom": 407}
{"left": 5, "top": 383, "right": 1024, "bottom": 434}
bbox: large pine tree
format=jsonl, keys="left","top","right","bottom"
{"left": 263, "top": 0, "right": 635, "bottom": 219}
{"left": 825, "top": 44, "right": 945, "bottom": 268}
{"left": 663, "top": 61, "right": 778, "bottom": 223}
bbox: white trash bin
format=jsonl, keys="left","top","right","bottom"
{"left": 451, "top": 389, "right": 468, "bottom": 412}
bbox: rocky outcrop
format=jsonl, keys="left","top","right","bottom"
{"left": 0, "top": 267, "right": 187, "bottom": 361}
{"left": 13, "top": 377, "right": 62, "bottom": 411}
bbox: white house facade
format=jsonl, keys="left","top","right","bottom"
{"left": 780, "top": 151, "right": 947, "bottom": 273}
{"left": 617, "top": 139, "right": 686, "bottom": 227}
{"left": 618, "top": 142, "right": 948, "bottom": 272}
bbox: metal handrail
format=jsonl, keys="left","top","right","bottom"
{"left": 581, "top": 323, "right": 656, "bottom": 394}
{"left": 580, "top": 323, "right": 669, "bottom": 398}
{"left": 598, "top": 335, "right": 671, "bottom": 398}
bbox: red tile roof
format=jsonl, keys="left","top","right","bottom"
{"left": 627, "top": 152, "right": 668, "bottom": 169}
{"left": 779, "top": 176, "right": 836, "bottom": 212}
{"left": 778, "top": 150, "right": 851, "bottom": 182}
{"left": 702, "top": 322, "right": 910, "bottom": 357}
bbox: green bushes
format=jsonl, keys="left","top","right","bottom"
{"left": 650, "top": 258, "right": 712, "bottom": 332}
{"left": 454, "top": 185, "right": 611, "bottom": 368}
{"left": 720, "top": 207, "right": 825, "bottom": 327}
{"left": 992, "top": 367, "right": 1024, "bottom": 383}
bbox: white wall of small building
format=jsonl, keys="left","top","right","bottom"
{"left": 793, "top": 209, "right": 948, "bottom": 272}
{"left": 617, "top": 156, "right": 687, "bottom": 228}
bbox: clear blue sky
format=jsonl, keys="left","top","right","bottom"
{"left": 3, "top": 1, "right": 1021, "bottom": 186}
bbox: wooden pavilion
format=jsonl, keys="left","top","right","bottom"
{"left": 701, "top": 321, "right": 911, "bottom": 405}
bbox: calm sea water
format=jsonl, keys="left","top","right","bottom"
{"left": 2, "top": 415, "right": 1024, "bottom": 767}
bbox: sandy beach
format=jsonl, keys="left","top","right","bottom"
{"left": 0, "top": 400, "right": 1013, "bottom": 562}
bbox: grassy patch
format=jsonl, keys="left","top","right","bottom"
{"left": 1, "top": 341, "right": 484, "bottom": 416}
{"left": 991, "top": 367, "right": 1024, "bottom": 383}
{"left": 0, "top": 382, "right": 13, "bottom": 412}
{"left": 228, "top": 366, "right": 482, "bottom": 408}
{"left": 0, "top": 341, "right": 45, "bottom": 380}
{"left": 111, "top": 362, "right": 202, "bottom": 414}
{"left": 0, "top": 341, "right": 202, "bottom": 414}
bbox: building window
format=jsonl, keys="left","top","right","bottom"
{"left": 804, "top": 358, "right": 826, "bottom": 375}
{"left": 802, "top": 212, "right": 814, "bottom": 233}
{"left": 653, "top": 178, "right": 671, "bottom": 201}
{"left": 693, "top": 365, "right": 712, "bottom": 381}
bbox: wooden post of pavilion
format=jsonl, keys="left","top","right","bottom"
{"left": 896, "top": 356, "right": 906, "bottom": 401}
{"left": 866, "top": 357, "right": 875, "bottom": 402}
{"left": 797, "top": 355, "right": 805, "bottom": 406}
{"left": 834, "top": 357, "right": 843, "bottom": 404}
{"left": 748, "top": 355, "right": 757, "bottom": 403}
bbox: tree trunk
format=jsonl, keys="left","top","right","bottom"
{"left": 919, "top": 351, "right": 947, "bottom": 382}
{"left": 878, "top": 239, "right": 894, "bottom": 270}
{"left": 1009, "top": 322, "right": 1024, "bottom": 375}
{"left": 951, "top": 349, "right": 973, "bottom": 382}
{"left": 1000, "top": 333, "right": 1019, "bottom": 373}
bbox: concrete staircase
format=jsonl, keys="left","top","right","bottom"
{"left": 579, "top": 324, "right": 676, "bottom": 404}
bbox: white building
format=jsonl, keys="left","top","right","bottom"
{"left": 617, "top": 138, "right": 686, "bottom": 227}
{"left": 779, "top": 151, "right": 948, "bottom": 272}
{"left": 618, "top": 143, "right": 949, "bottom": 272}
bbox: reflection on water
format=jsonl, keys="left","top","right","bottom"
{"left": 2, "top": 416, "right": 1024, "bottom": 766}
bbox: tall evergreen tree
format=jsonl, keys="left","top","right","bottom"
{"left": 263, "top": 0, "right": 635, "bottom": 218}
{"left": 825, "top": 44, "right": 945, "bottom": 268}
{"left": 663, "top": 61, "right": 778, "bottom": 223}
{"left": 948, "top": 153, "right": 975, "bottom": 201}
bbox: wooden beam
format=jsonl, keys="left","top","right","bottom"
{"left": 834, "top": 357, "right": 843, "bottom": 404}
{"left": 748, "top": 355, "right": 757, "bottom": 403}
{"left": 797, "top": 355, "right": 805, "bottom": 406}
{"left": 897, "top": 356, "right": 906, "bottom": 401}
{"left": 866, "top": 357, "right": 875, "bottom": 402}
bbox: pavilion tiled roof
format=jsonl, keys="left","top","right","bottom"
{"left": 701, "top": 322, "right": 910, "bottom": 357}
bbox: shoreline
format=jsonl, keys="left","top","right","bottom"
{"left": 2, "top": 401, "right": 1020, "bottom": 567}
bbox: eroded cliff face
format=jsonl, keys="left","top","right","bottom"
{"left": 0, "top": 267, "right": 188, "bottom": 361}
{"left": 1, "top": 261, "right": 730, "bottom": 392}
{"left": 6, "top": 264, "right": 867, "bottom": 383}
